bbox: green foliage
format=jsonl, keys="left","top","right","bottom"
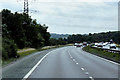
{"left": 2, "top": 9, "right": 51, "bottom": 60}
{"left": 49, "top": 38, "right": 67, "bottom": 46}
{"left": 83, "top": 46, "right": 120, "bottom": 63}
{"left": 2, "top": 9, "right": 50, "bottom": 48}
{"left": 2, "top": 37, "right": 19, "bottom": 60}
{"left": 67, "top": 31, "right": 120, "bottom": 44}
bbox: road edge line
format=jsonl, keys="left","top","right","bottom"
{"left": 22, "top": 49, "right": 55, "bottom": 80}
{"left": 82, "top": 48, "right": 120, "bottom": 65}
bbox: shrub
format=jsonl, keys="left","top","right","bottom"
{"left": 2, "top": 37, "right": 19, "bottom": 60}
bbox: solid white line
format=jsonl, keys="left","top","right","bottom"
{"left": 89, "top": 76, "right": 94, "bottom": 80}
{"left": 89, "top": 52, "right": 119, "bottom": 65}
{"left": 82, "top": 48, "right": 120, "bottom": 65}
{"left": 22, "top": 50, "right": 55, "bottom": 80}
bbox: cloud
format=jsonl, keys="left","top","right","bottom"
{"left": 29, "top": 2, "right": 118, "bottom": 33}
{"left": 0, "top": 0, "right": 118, "bottom": 34}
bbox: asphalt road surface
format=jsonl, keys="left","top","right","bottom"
{"left": 2, "top": 46, "right": 119, "bottom": 80}
{"left": 2, "top": 49, "right": 54, "bottom": 78}
{"left": 27, "top": 46, "right": 119, "bottom": 79}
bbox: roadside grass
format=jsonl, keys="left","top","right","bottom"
{"left": 116, "top": 44, "right": 120, "bottom": 48}
{"left": 18, "top": 50, "right": 38, "bottom": 57}
{"left": 82, "top": 46, "right": 120, "bottom": 63}
{"left": 2, "top": 44, "right": 71, "bottom": 66}
{"left": 2, "top": 58, "right": 17, "bottom": 66}
{"left": 2, "top": 50, "right": 38, "bottom": 66}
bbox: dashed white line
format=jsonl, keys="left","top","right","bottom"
{"left": 73, "top": 59, "right": 75, "bottom": 61}
{"left": 68, "top": 49, "right": 94, "bottom": 80}
{"left": 68, "top": 51, "right": 72, "bottom": 57}
{"left": 89, "top": 76, "right": 94, "bottom": 80}
{"left": 81, "top": 68, "right": 85, "bottom": 70}
{"left": 76, "top": 63, "right": 79, "bottom": 64}
{"left": 85, "top": 72, "right": 89, "bottom": 75}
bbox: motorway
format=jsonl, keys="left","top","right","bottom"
{"left": 2, "top": 46, "right": 119, "bottom": 80}
{"left": 28, "top": 46, "right": 119, "bottom": 79}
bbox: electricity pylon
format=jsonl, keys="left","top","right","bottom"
{"left": 24, "top": 0, "right": 29, "bottom": 14}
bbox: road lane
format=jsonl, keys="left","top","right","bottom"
{"left": 69, "top": 46, "right": 118, "bottom": 78}
{"left": 2, "top": 49, "right": 54, "bottom": 78}
{"left": 28, "top": 46, "right": 119, "bottom": 79}
{"left": 29, "top": 47, "right": 88, "bottom": 78}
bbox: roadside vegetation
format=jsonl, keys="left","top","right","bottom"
{"left": 1, "top": 9, "right": 120, "bottom": 66}
{"left": 2, "top": 44, "right": 71, "bottom": 66}
{"left": 116, "top": 44, "right": 120, "bottom": 48}
{"left": 2, "top": 9, "right": 68, "bottom": 65}
{"left": 67, "top": 32, "right": 120, "bottom": 44}
{"left": 83, "top": 46, "right": 120, "bottom": 63}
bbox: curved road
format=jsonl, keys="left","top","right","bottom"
{"left": 28, "top": 46, "right": 119, "bottom": 79}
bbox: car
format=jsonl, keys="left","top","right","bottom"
{"left": 74, "top": 43, "right": 78, "bottom": 46}
{"left": 102, "top": 42, "right": 108, "bottom": 46}
{"left": 83, "top": 42, "right": 87, "bottom": 46}
{"left": 94, "top": 43, "right": 98, "bottom": 46}
{"left": 97, "top": 43, "right": 103, "bottom": 47}
{"left": 76, "top": 43, "right": 82, "bottom": 47}
{"left": 110, "top": 43, "right": 116, "bottom": 49}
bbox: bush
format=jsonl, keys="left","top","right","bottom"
{"left": 2, "top": 37, "right": 19, "bottom": 60}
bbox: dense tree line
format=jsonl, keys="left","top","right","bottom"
{"left": 2, "top": 9, "right": 50, "bottom": 60}
{"left": 67, "top": 31, "right": 120, "bottom": 44}
{"left": 49, "top": 38, "right": 67, "bottom": 46}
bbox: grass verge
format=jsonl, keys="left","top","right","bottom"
{"left": 116, "top": 44, "right": 120, "bottom": 48}
{"left": 2, "top": 44, "right": 71, "bottom": 66}
{"left": 2, "top": 50, "right": 38, "bottom": 66}
{"left": 82, "top": 46, "right": 120, "bottom": 63}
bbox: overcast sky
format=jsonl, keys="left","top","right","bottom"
{"left": 0, "top": 0, "right": 119, "bottom": 34}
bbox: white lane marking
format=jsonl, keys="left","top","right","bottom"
{"left": 90, "top": 52, "right": 119, "bottom": 65}
{"left": 81, "top": 68, "right": 85, "bottom": 70}
{"left": 76, "top": 63, "right": 79, "bottom": 64}
{"left": 89, "top": 76, "right": 94, "bottom": 80}
{"left": 68, "top": 51, "right": 72, "bottom": 57}
{"left": 85, "top": 72, "right": 89, "bottom": 75}
{"left": 22, "top": 50, "right": 55, "bottom": 80}
{"left": 73, "top": 59, "right": 75, "bottom": 61}
{"left": 82, "top": 49, "right": 120, "bottom": 65}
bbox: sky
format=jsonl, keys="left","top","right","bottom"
{"left": 0, "top": 0, "right": 119, "bottom": 34}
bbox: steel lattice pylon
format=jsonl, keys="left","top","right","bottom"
{"left": 24, "top": 0, "right": 29, "bottom": 14}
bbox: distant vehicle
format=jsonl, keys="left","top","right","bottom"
{"left": 76, "top": 43, "right": 82, "bottom": 47}
{"left": 97, "top": 43, "right": 103, "bottom": 47}
{"left": 94, "top": 43, "right": 98, "bottom": 46}
{"left": 110, "top": 39, "right": 114, "bottom": 44}
{"left": 110, "top": 43, "right": 116, "bottom": 49}
{"left": 74, "top": 43, "right": 78, "bottom": 46}
{"left": 102, "top": 42, "right": 108, "bottom": 46}
{"left": 83, "top": 42, "right": 87, "bottom": 46}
